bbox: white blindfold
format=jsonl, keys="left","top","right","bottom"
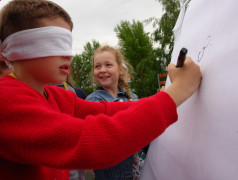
{"left": 0, "top": 26, "right": 73, "bottom": 61}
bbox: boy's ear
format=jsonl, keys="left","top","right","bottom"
{"left": 5, "top": 60, "right": 13, "bottom": 69}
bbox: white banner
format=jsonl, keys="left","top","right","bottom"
{"left": 141, "top": 0, "right": 238, "bottom": 179}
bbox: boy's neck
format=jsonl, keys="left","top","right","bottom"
{"left": 12, "top": 71, "right": 45, "bottom": 95}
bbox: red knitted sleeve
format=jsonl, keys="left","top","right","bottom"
{"left": 0, "top": 77, "right": 177, "bottom": 170}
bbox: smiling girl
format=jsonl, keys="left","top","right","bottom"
{"left": 87, "top": 45, "right": 138, "bottom": 103}
{"left": 86, "top": 45, "right": 143, "bottom": 179}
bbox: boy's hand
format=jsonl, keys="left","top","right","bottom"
{"left": 165, "top": 57, "right": 202, "bottom": 106}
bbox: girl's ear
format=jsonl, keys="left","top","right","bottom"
{"left": 127, "top": 74, "right": 131, "bottom": 81}
{"left": 119, "top": 65, "right": 124, "bottom": 75}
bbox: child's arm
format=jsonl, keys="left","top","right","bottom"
{"left": 0, "top": 83, "right": 177, "bottom": 170}
{"left": 78, "top": 91, "right": 133, "bottom": 118}
{"left": 75, "top": 99, "right": 132, "bottom": 118}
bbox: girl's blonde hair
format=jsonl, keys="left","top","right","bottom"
{"left": 92, "top": 45, "right": 133, "bottom": 99}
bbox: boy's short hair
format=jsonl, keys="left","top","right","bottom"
{"left": 0, "top": 0, "right": 73, "bottom": 42}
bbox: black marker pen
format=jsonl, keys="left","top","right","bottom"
{"left": 176, "top": 48, "right": 188, "bottom": 68}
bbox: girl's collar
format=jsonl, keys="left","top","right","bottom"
{"left": 98, "top": 85, "right": 127, "bottom": 95}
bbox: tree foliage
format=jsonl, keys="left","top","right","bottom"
{"left": 71, "top": 0, "right": 181, "bottom": 98}
{"left": 146, "top": 0, "right": 180, "bottom": 70}
{"left": 70, "top": 40, "right": 100, "bottom": 95}
{"left": 114, "top": 20, "right": 159, "bottom": 98}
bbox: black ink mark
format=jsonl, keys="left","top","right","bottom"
{"left": 197, "top": 36, "right": 211, "bottom": 62}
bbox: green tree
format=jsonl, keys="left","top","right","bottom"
{"left": 114, "top": 20, "right": 159, "bottom": 98}
{"left": 145, "top": 0, "right": 180, "bottom": 70}
{"left": 70, "top": 40, "right": 100, "bottom": 95}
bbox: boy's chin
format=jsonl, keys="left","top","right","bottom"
{"left": 49, "top": 79, "right": 65, "bottom": 85}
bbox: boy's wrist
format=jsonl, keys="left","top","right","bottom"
{"left": 165, "top": 83, "right": 191, "bottom": 107}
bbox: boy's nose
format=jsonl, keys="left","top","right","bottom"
{"left": 63, "top": 56, "right": 73, "bottom": 61}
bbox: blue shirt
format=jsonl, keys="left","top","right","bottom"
{"left": 86, "top": 86, "right": 138, "bottom": 180}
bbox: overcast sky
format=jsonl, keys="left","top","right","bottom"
{"left": 0, "top": 0, "right": 163, "bottom": 54}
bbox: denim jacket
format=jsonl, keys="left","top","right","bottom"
{"left": 86, "top": 86, "right": 138, "bottom": 180}
{"left": 86, "top": 86, "right": 138, "bottom": 103}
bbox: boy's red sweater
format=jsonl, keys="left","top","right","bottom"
{"left": 0, "top": 75, "right": 177, "bottom": 180}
